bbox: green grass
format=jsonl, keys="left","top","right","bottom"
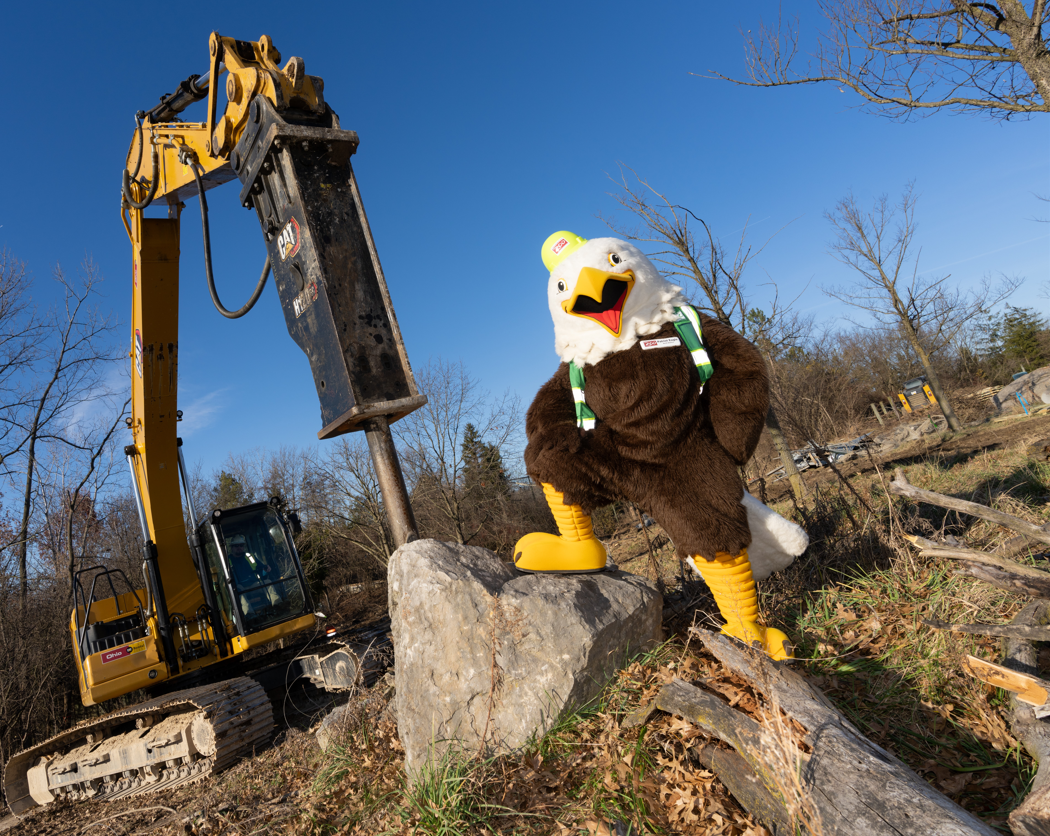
{"left": 397, "top": 747, "right": 515, "bottom": 836}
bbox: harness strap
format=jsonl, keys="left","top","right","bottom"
{"left": 672, "top": 306, "right": 714, "bottom": 388}
{"left": 568, "top": 362, "right": 597, "bottom": 431}
{"left": 568, "top": 305, "right": 712, "bottom": 430}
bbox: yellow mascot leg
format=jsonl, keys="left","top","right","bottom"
{"left": 513, "top": 483, "right": 608, "bottom": 573}
{"left": 693, "top": 551, "right": 792, "bottom": 660}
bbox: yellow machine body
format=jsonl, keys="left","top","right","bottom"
{"left": 4, "top": 34, "right": 414, "bottom": 817}
{"left": 73, "top": 33, "right": 333, "bottom": 707}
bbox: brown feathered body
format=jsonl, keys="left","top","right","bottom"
{"left": 524, "top": 314, "right": 769, "bottom": 562}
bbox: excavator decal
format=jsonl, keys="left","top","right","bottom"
{"left": 292, "top": 280, "right": 318, "bottom": 318}
{"left": 277, "top": 216, "right": 301, "bottom": 261}
{"left": 101, "top": 640, "right": 146, "bottom": 664}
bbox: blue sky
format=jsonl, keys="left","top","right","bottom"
{"left": 2, "top": 1, "right": 1047, "bottom": 479}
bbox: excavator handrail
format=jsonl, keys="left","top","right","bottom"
{"left": 72, "top": 565, "right": 145, "bottom": 660}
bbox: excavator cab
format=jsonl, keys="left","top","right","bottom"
{"left": 198, "top": 501, "right": 312, "bottom": 644}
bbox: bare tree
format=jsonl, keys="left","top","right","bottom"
{"left": 394, "top": 359, "right": 521, "bottom": 547}
{"left": 205, "top": 449, "right": 265, "bottom": 509}
{"left": 202, "top": 445, "right": 316, "bottom": 513}
{"left": 601, "top": 165, "right": 813, "bottom": 502}
{"left": 316, "top": 436, "right": 395, "bottom": 567}
{"left": 710, "top": 1, "right": 1050, "bottom": 119}
{"left": 40, "top": 403, "right": 129, "bottom": 593}
{"left": 835, "top": 324, "right": 925, "bottom": 397}
{"left": 0, "top": 258, "right": 125, "bottom": 761}
{"left": 259, "top": 445, "right": 323, "bottom": 515}
{"left": 0, "top": 251, "right": 41, "bottom": 474}
{"left": 765, "top": 324, "right": 900, "bottom": 445}
{"left": 3, "top": 261, "right": 123, "bottom": 603}
{"left": 825, "top": 184, "right": 1021, "bottom": 430}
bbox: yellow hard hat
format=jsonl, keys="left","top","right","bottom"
{"left": 541, "top": 231, "right": 588, "bottom": 273}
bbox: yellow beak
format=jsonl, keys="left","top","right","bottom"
{"left": 562, "top": 267, "right": 635, "bottom": 336}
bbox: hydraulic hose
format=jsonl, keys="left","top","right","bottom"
{"left": 190, "top": 161, "right": 271, "bottom": 319}
{"left": 122, "top": 119, "right": 159, "bottom": 211}
{"left": 129, "top": 113, "right": 145, "bottom": 179}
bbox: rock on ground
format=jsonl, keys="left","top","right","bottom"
{"left": 388, "top": 539, "right": 662, "bottom": 778}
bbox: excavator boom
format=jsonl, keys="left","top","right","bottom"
{"left": 4, "top": 33, "right": 420, "bottom": 816}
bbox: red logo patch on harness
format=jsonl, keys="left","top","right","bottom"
{"left": 641, "top": 337, "right": 681, "bottom": 350}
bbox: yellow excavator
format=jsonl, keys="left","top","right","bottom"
{"left": 4, "top": 33, "right": 425, "bottom": 816}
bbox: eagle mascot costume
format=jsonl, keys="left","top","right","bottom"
{"left": 513, "top": 231, "right": 807, "bottom": 660}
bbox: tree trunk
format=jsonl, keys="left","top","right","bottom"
{"left": 66, "top": 494, "right": 78, "bottom": 602}
{"left": 991, "top": 0, "right": 1050, "bottom": 107}
{"left": 15, "top": 432, "right": 37, "bottom": 605}
{"left": 902, "top": 324, "right": 962, "bottom": 431}
{"left": 765, "top": 407, "right": 805, "bottom": 503}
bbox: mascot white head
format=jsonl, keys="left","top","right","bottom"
{"left": 542, "top": 231, "right": 687, "bottom": 367}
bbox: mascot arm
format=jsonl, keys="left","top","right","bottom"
{"left": 524, "top": 366, "right": 618, "bottom": 511}
{"left": 700, "top": 313, "right": 770, "bottom": 465}
{"left": 524, "top": 366, "right": 581, "bottom": 457}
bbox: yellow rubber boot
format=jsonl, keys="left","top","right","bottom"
{"left": 513, "top": 483, "right": 608, "bottom": 573}
{"left": 693, "top": 550, "right": 793, "bottom": 660}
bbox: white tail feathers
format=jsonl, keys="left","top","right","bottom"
{"left": 683, "top": 493, "right": 808, "bottom": 582}
{"left": 741, "top": 491, "right": 808, "bottom": 580}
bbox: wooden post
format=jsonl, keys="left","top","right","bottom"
{"left": 870, "top": 403, "right": 885, "bottom": 426}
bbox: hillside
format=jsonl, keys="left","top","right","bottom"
{"left": 4, "top": 412, "right": 1050, "bottom": 835}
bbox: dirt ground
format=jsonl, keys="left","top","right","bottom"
{"left": 757, "top": 411, "right": 1050, "bottom": 504}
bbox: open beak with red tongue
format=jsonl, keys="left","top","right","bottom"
{"left": 562, "top": 266, "right": 635, "bottom": 337}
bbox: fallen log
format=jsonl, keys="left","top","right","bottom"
{"left": 1002, "top": 521, "right": 1050, "bottom": 559}
{"left": 953, "top": 562, "right": 1050, "bottom": 600}
{"left": 925, "top": 617, "right": 1050, "bottom": 642}
{"left": 1004, "top": 601, "right": 1050, "bottom": 836}
{"left": 690, "top": 742, "right": 791, "bottom": 833}
{"left": 905, "top": 534, "right": 989, "bottom": 557}
{"left": 654, "top": 629, "right": 999, "bottom": 835}
{"left": 890, "top": 469, "right": 1050, "bottom": 547}
{"left": 904, "top": 534, "right": 1050, "bottom": 599}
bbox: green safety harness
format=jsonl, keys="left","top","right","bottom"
{"left": 568, "top": 305, "right": 714, "bottom": 430}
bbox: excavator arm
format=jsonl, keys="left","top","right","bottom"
{"left": 4, "top": 34, "right": 418, "bottom": 815}
{"left": 107, "top": 32, "right": 422, "bottom": 701}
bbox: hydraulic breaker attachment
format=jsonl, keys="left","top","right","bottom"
{"left": 232, "top": 96, "right": 426, "bottom": 439}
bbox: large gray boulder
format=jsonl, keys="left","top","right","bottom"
{"left": 388, "top": 539, "right": 662, "bottom": 777}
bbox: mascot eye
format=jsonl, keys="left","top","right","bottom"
{"left": 608, "top": 253, "right": 622, "bottom": 266}
{"left": 556, "top": 280, "right": 567, "bottom": 293}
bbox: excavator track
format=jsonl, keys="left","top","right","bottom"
{"left": 3, "top": 677, "right": 272, "bottom": 818}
